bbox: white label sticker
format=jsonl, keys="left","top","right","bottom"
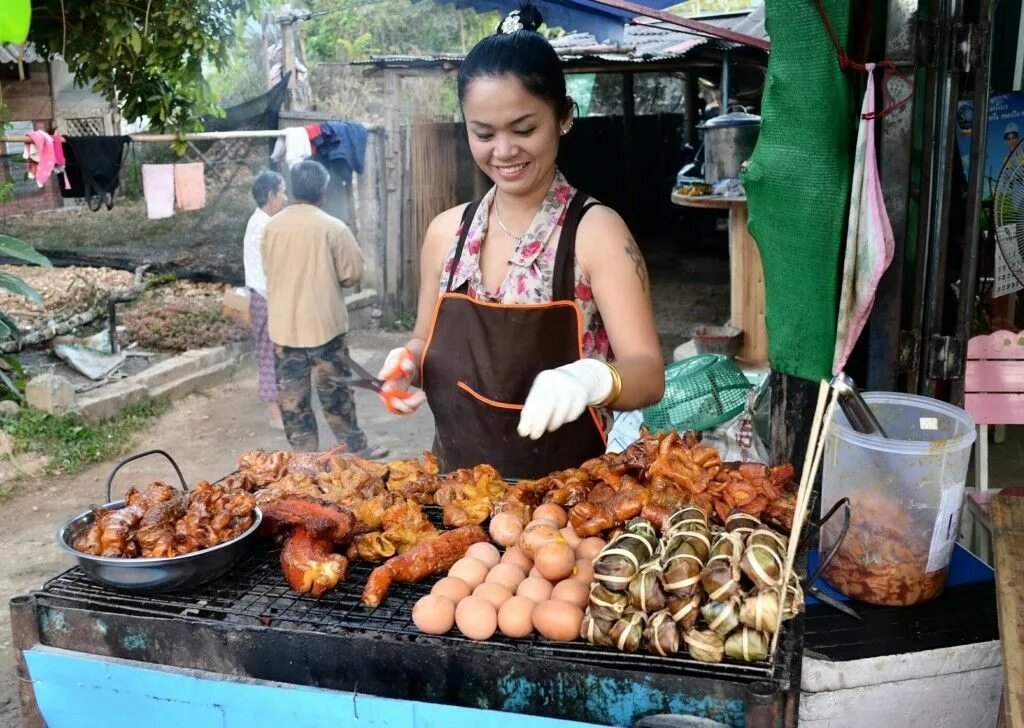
{"left": 920, "top": 417, "right": 939, "bottom": 431}
{"left": 926, "top": 487, "right": 964, "bottom": 572}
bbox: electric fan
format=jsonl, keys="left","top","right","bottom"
{"left": 994, "top": 139, "right": 1024, "bottom": 286}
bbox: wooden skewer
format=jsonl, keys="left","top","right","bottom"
{"left": 771, "top": 379, "right": 834, "bottom": 655}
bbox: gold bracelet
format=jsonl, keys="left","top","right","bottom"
{"left": 599, "top": 362, "right": 623, "bottom": 408}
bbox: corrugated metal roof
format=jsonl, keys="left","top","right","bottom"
{"left": 0, "top": 43, "right": 45, "bottom": 65}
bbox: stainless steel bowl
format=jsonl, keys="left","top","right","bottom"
{"left": 54, "top": 449, "right": 262, "bottom": 593}
{"left": 56, "top": 503, "right": 262, "bottom": 593}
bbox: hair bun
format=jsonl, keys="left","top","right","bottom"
{"left": 497, "top": 3, "right": 544, "bottom": 34}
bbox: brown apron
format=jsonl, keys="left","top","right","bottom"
{"left": 421, "top": 192, "right": 606, "bottom": 479}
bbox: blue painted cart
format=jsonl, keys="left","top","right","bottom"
{"left": 11, "top": 548, "right": 802, "bottom": 727}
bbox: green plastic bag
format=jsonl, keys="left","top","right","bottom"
{"left": 0, "top": 0, "right": 30, "bottom": 44}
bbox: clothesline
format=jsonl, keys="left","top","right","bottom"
{"left": 0, "top": 129, "right": 288, "bottom": 144}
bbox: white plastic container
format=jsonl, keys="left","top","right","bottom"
{"left": 819, "top": 392, "right": 976, "bottom": 606}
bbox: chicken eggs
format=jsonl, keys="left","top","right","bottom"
{"left": 448, "top": 557, "right": 489, "bottom": 589}
{"left": 432, "top": 576, "right": 472, "bottom": 603}
{"left": 501, "top": 546, "right": 533, "bottom": 572}
{"left": 572, "top": 558, "right": 594, "bottom": 584}
{"left": 517, "top": 576, "right": 554, "bottom": 602}
{"left": 559, "top": 526, "right": 582, "bottom": 550}
{"left": 489, "top": 512, "right": 525, "bottom": 547}
{"left": 533, "top": 503, "right": 568, "bottom": 528}
{"left": 534, "top": 542, "right": 576, "bottom": 581}
{"left": 485, "top": 562, "right": 526, "bottom": 591}
{"left": 473, "top": 582, "right": 512, "bottom": 609}
{"left": 455, "top": 596, "right": 497, "bottom": 640}
{"left": 519, "top": 522, "right": 562, "bottom": 557}
{"left": 466, "top": 542, "right": 501, "bottom": 569}
{"left": 532, "top": 599, "right": 584, "bottom": 641}
{"left": 550, "top": 579, "right": 589, "bottom": 609}
{"left": 576, "top": 537, "right": 607, "bottom": 561}
{"left": 498, "top": 596, "right": 536, "bottom": 638}
{"left": 413, "top": 594, "right": 456, "bottom": 635}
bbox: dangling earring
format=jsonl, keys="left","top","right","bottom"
{"left": 560, "top": 123, "right": 573, "bottom": 136}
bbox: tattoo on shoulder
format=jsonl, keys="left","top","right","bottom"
{"left": 625, "top": 236, "right": 649, "bottom": 292}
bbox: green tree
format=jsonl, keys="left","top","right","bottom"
{"left": 0, "top": 236, "right": 51, "bottom": 401}
{"left": 28, "top": 0, "right": 264, "bottom": 131}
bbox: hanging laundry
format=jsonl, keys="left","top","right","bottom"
{"left": 52, "top": 133, "right": 70, "bottom": 189}
{"left": 312, "top": 121, "right": 367, "bottom": 184}
{"left": 23, "top": 130, "right": 55, "bottom": 186}
{"left": 174, "top": 162, "right": 206, "bottom": 211}
{"left": 832, "top": 64, "right": 895, "bottom": 374}
{"left": 270, "top": 127, "right": 311, "bottom": 168}
{"left": 142, "top": 164, "right": 175, "bottom": 219}
{"left": 62, "top": 136, "right": 131, "bottom": 211}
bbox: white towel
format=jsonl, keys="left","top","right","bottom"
{"left": 142, "top": 164, "right": 175, "bottom": 219}
{"left": 270, "top": 127, "right": 311, "bottom": 168}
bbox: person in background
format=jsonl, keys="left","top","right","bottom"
{"left": 243, "top": 170, "right": 287, "bottom": 429}
{"left": 375, "top": 5, "right": 663, "bottom": 478}
{"left": 261, "top": 160, "right": 388, "bottom": 458}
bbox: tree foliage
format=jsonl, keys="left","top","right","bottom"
{"left": 28, "top": 0, "right": 263, "bottom": 131}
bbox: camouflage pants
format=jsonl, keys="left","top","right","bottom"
{"left": 273, "top": 334, "right": 369, "bottom": 453}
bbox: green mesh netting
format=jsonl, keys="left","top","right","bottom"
{"left": 742, "top": 0, "right": 852, "bottom": 381}
{"left": 643, "top": 355, "right": 752, "bottom": 434}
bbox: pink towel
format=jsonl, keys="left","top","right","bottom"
{"left": 833, "top": 64, "right": 896, "bottom": 374}
{"left": 24, "top": 130, "right": 55, "bottom": 186}
{"left": 142, "top": 164, "right": 175, "bottom": 219}
{"left": 174, "top": 162, "right": 206, "bottom": 211}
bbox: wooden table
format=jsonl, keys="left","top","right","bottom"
{"left": 670, "top": 193, "right": 768, "bottom": 363}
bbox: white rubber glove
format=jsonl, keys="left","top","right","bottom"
{"left": 377, "top": 347, "right": 426, "bottom": 415}
{"left": 518, "top": 359, "right": 613, "bottom": 440}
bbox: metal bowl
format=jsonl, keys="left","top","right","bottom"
{"left": 54, "top": 448, "right": 262, "bottom": 593}
{"left": 56, "top": 503, "right": 262, "bottom": 593}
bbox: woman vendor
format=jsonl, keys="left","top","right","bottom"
{"left": 379, "top": 5, "right": 664, "bottom": 478}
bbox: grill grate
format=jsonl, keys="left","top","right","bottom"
{"left": 39, "top": 544, "right": 781, "bottom": 682}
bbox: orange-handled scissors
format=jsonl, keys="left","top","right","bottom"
{"left": 341, "top": 352, "right": 424, "bottom": 416}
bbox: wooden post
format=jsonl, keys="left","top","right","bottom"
{"left": 357, "top": 128, "right": 388, "bottom": 299}
{"left": 729, "top": 202, "right": 767, "bottom": 363}
{"left": 280, "top": 19, "right": 297, "bottom": 111}
{"left": 992, "top": 489, "right": 1024, "bottom": 728}
{"left": 383, "top": 71, "right": 403, "bottom": 318}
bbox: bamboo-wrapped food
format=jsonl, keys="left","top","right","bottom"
{"left": 684, "top": 627, "right": 725, "bottom": 663}
{"left": 748, "top": 526, "right": 787, "bottom": 553}
{"left": 593, "top": 518, "right": 658, "bottom": 592}
{"left": 782, "top": 573, "right": 804, "bottom": 620}
{"left": 643, "top": 610, "right": 680, "bottom": 656}
{"left": 660, "top": 536, "right": 705, "bottom": 598}
{"left": 739, "top": 589, "right": 781, "bottom": 634}
{"left": 580, "top": 610, "right": 615, "bottom": 647}
{"left": 666, "top": 593, "right": 701, "bottom": 629}
{"left": 589, "top": 583, "right": 629, "bottom": 621}
{"left": 699, "top": 532, "right": 744, "bottom": 601}
{"left": 663, "top": 506, "right": 710, "bottom": 539}
{"left": 724, "top": 627, "right": 770, "bottom": 662}
{"left": 702, "top": 598, "right": 741, "bottom": 637}
{"left": 740, "top": 541, "right": 784, "bottom": 590}
{"left": 628, "top": 560, "right": 668, "bottom": 612}
{"left": 610, "top": 609, "right": 647, "bottom": 653}
{"left": 724, "top": 511, "right": 761, "bottom": 538}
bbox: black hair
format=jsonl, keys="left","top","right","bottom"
{"left": 457, "top": 4, "right": 570, "bottom": 119}
{"left": 251, "top": 170, "right": 285, "bottom": 207}
{"left": 290, "top": 160, "right": 330, "bottom": 204}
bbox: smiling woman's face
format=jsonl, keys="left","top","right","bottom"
{"left": 462, "top": 74, "right": 569, "bottom": 197}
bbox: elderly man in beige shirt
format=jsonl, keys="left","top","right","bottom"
{"left": 262, "top": 160, "right": 386, "bottom": 457}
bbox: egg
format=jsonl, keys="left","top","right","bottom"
{"left": 529, "top": 566, "right": 543, "bottom": 579}
{"left": 473, "top": 582, "right": 512, "bottom": 609}
{"left": 432, "top": 576, "right": 472, "bottom": 603}
{"left": 532, "top": 599, "right": 584, "bottom": 641}
{"left": 551, "top": 579, "right": 589, "bottom": 609}
{"left": 412, "top": 594, "right": 456, "bottom": 635}
{"left": 448, "top": 557, "right": 489, "bottom": 589}
{"left": 572, "top": 558, "right": 594, "bottom": 584}
{"left": 455, "top": 596, "right": 498, "bottom": 640}
{"left": 485, "top": 562, "right": 526, "bottom": 591}
{"left": 576, "top": 537, "right": 607, "bottom": 561}
{"left": 501, "top": 546, "right": 533, "bottom": 572}
{"left": 519, "top": 522, "right": 562, "bottom": 557}
{"left": 534, "top": 542, "right": 576, "bottom": 581}
{"left": 533, "top": 503, "right": 568, "bottom": 528}
{"left": 466, "top": 542, "right": 501, "bottom": 569}
{"left": 559, "top": 526, "right": 582, "bottom": 551}
{"left": 517, "top": 576, "right": 554, "bottom": 602}
{"left": 489, "top": 512, "right": 525, "bottom": 547}
{"left": 498, "top": 596, "right": 536, "bottom": 638}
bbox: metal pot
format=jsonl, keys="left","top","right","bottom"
{"left": 56, "top": 449, "right": 262, "bottom": 593}
{"left": 699, "top": 112, "right": 761, "bottom": 185}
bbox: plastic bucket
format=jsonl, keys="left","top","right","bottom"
{"left": 819, "top": 392, "right": 976, "bottom": 606}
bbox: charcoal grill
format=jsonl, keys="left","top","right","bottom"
{"left": 19, "top": 538, "right": 803, "bottom": 727}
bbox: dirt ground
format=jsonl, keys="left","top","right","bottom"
{"left": 0, "top": 330, "right": 435, "bottom": 726}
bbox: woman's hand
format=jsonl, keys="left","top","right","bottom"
{"left": 517, "top": 359, "right": 613, "bottom": 440}
{"left": 377, "top": 347, "right": 426, "bottom": 415}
